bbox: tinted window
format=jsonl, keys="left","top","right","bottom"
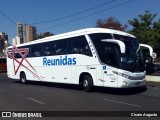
{"left": 54, "top": 39, "right": 70, "bottom": 55}
{"left": 89, "top": 33, "right": 112, "bottom": 43}
{"left": 113, "top": 34, "right": 145, "bottom": 72}
{"left": 28, "top": 44, "right": 43, "bottom": 57}
{"left": 8, "top": 36, "right": 92, "bottom": 58}
{"left": 7, "top": 48, "right": 12, "bottom": 59}
{"left": 14, "top": 52, "right": 21, "bottom": 58}
{"left": 14, "top": 47, "right": 23, "bottom": 58}
{"left": 89, "top": 33, "right": 120, "bottom": 67}
{"left": 44, "top": 42, "right": 55, "bottom": 56}
{"left": 71, "top": 36, "right": 92, "bottom": 56}
{"left": 89, "top": 33, "right": 112, "bottom": 57}
{"left": 100, "top": 43, "right": 119, "bottom": 67}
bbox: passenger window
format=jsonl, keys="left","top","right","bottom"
{"left": 14, "top": 53, "right": 20, "bottom": 58}
{"left": 44, "top": 42, "right": 54, "bottom": 56}
{"left": 7, "top": 49, "right": 12, "bottom": 59}
{"left": 71, "top": 36, "right": 92, "bottom": 56}
{"left": 14, "top": 47, "right": 22, "bottom": 58}
{"left": 29, "top": 44, "right": 43, "bottom": 57}
{"left": 54, "top": 40, "right": 70, "bottom": 55}
{"left": 101, "top": 43, "right": 118, "bottom": 67}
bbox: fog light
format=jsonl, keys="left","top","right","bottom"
{"left": 123, "top": 81, "right": 128, "bottom": 86}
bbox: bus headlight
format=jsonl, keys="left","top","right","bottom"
{"left": 123, "top": 81, "right": 128, "bottom": 86}
{"left": 113, "top": 71, "right": 129, "bottom": 79}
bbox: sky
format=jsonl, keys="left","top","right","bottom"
{"left": 0, "top": 0, "right": 160, "bottom": 44}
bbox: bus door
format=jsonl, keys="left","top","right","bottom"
{"left": 96, "top": 65, "right": 118, "bottom": 88}
{"left": 102, "top": 65, "right": 118, "bottom": 87}
{"left": 100, "top": 40, "right": 125, "bottom": 87}
{"left": 101, "top": 43, "right": 119, "bottom": 87}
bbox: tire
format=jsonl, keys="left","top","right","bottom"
{"left": 20, "top": 72, "right": 27, "bottom": 84}
{"left": 83, "top": 75, "right": 94, "bottom": 92}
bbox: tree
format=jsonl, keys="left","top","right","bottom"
{"left": 37, "top": 32, "right": 54, "bottom": 39}
{"left": 96, "top": 17, "right": 127, "bottom": 31}
{"left": 128, "top": 11, "right": 160, "bottom": 48}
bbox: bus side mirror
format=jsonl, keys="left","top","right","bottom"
{"left": 101, "top": 39, "right": 126, "bottom": 54}
{"left": 140, "top": 44, "right": 153, "bottom": 57}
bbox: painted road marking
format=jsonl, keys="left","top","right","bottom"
{"left": 104, "top": 98, "right": 142, "bottom": 108}
{"left": 27, "top": 97, "right": 45, "bottom": 105}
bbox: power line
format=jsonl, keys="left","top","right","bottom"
{"left": 39, "top": 0, "right": 135, "bottom": 31}
{"left": 30, "top": 0, "right": 117, "bottom": 25}
{"left": 0, "top": 9, "right": 17, "bottom": 26}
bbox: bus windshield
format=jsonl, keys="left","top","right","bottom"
{"left": 89, "top": 33, "right": 145, "bottom": 72}
{"left": 114, "top": 34, "right": 145, "bottom": 72}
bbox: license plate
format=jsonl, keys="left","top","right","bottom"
{"left": 135, "top": 82, "right": 140, "bottom": 86}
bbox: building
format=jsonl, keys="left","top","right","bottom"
{"left": 0, "top": 32, "right": 8, "bottom": 56}
{"left": 12, "top": 36, "right": 21, "bottom": 45}
{"left": 25, "top": 25, "right": 37, "bottom": 42}
{"left": 17, "top": 23, "right": 24, "bottom": 43}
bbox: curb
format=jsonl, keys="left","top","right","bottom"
{"left": 146, "top": 75, "right": 160, "bottom": 82}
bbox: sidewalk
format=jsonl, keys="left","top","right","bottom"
{"left": 146, "top": 75, "right": 160, "bottom": 87}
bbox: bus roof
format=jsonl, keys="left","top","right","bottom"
{"left": 8, "top": 28, "right": 135, "bottom": 48}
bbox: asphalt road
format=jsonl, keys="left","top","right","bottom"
{"left": 0, "top": 72, "right": 160, "bottom": 120}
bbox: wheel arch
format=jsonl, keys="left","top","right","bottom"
{"left": 79, "top": 72, "right": 95, "bottom": 86}
{"left": 20, "top": 71, "right": 25, "bottom": 77}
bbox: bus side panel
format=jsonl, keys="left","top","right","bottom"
{"left": 59, "top": 66, "right": 72, "bottom": 83}
{"left": 96, "top": 65, "right": 104, "bottom": 87}
{"left": 41, "top": 56, "right": 72, "bottom": 83}
{"left": 75, "top": 54, "right": 99, "bottom": 85}
{"left": 103, "top": 67, "right": 118, "bottom": 88}
{"left": 24, "top": 58, "right": 44, "bottom": 82}
{"left": 7, "top": 58, "right": 17, "bottom": 79}
{"left": 44, "top": 66, "right": 72, "bottom": 84}
{"left": 40, "top": 65, "right": 59, "bottom": 82}
{"left": 71, "top": 65, "right": 77, "bottom": 84}
{"left": 7, "top": 66, "right": 16, "bottom": 79}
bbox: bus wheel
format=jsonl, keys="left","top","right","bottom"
{"left": 20, "top": 72, "right": 27, "bottom": 84}
{"left": 83, "top": 75, "right": 94, "bottom": 92}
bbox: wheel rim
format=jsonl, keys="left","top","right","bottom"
{"left": 22, "top": 77, "right": 25, "bottom": 82}
{"left": 83, "top": 80, "right": 88, "bottom": 88}
{"left": 21, "top": 75, "right": 25, "bottom": 83}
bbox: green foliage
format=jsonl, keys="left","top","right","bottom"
{"left": 37, "top": 32, "right": 54, "bottom": 39}
{"left": 128, "top": 11, "right": 160, "bottom": 48}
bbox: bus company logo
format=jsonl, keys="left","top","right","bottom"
{"left": 7, "top": 46, "right": 40, "bottom": 79}
{"left": 43, "top": 56, "right": 76, "bottom": 66}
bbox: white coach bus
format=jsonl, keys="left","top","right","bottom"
{"left": 7, "top": 28, "right": 152, "bottom": 91}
